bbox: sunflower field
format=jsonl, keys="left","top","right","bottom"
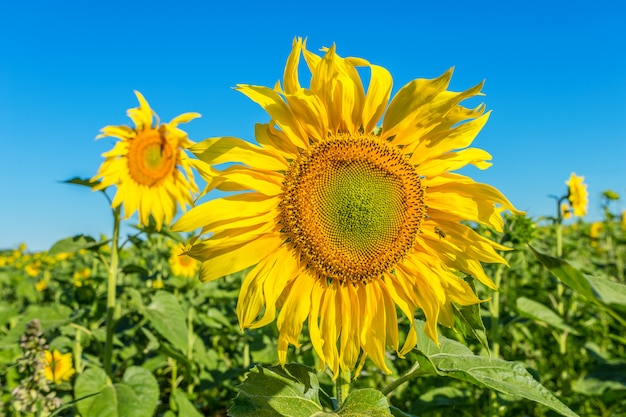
{"left": 1, "top": 40, "right": 625, "bottom": 417}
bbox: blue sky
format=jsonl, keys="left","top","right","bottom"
{"left": 1, "top": 0, "right": 625, "bottom": 251}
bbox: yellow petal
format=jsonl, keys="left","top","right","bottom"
{"left": 197, "top": 234, "right": 282, "bottom": 282}
{"left": 235, "top": 85, "right": 308, "bottom": 149}
{"left": 214, "top": 166, "right": 283, "bottom": 196}
{"left": 277, "top": 274, "right": 316, "bottom": 357}
{"left": 250, "top": 246, "right": 301, "bottom": 329}
{"left": 382, "top": 68, "right": 453, "bottom": 140}
{"left": 409, "top": 112, "right": 490, "bottom": 165}
{"left": 172, "top": 193, "right": 278, "bottom": 232}
{"left": 339, "top": 283, "right": 361, "bottom": 370}
{"left": 417, "top": 148, "right": 493, "bottom": 177}
{"left": 362, "top": 64, "right": 393, "bottom": 133}
{"left": 190, "top": 136, "right": 287, "bottom": 171}
{"left": 285, "top": 90, "right": 329, "bottom": 142}
{"left": 309, "top": 44, "right": 365, "bottom": 133}
{"left": 283, "top": 37, "right": 303, "bottom": 94}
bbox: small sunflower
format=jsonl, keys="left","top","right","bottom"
{"left": 72, "top": 268, "right": 91, "bottom": 287}
{"left": 560, "top": 202, "right": 572, "bottom": 220}
{"left": 92, "top": 91, "right": 201, "bottom": 230}
{"left": 173, "top": 39, "right": 522, "bottom": 377}
{"left": 169, "top": 242, "right": 200, "bottom": 278}
{"left": 43, "top": 350, "right": 75, "bottom": 384}
{"left": 566, "top": 173, "right": 588, "bottom": 217}
{"left": 590, "top": 222, "right": 603, "bottom": 240}
{"left": 35, "top": 279, "right": 47, "bottom": 292}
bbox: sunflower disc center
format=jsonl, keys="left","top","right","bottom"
{"left": 281, "top": 136, "right": 425, "bottom": 283}
{"left": 127, "top": 129, "right": 175, "bottom": 186}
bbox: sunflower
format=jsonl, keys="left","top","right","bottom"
{"left": 92, "top": 91, "right": 201, "bottom": 230}
{"left": 560, "top": 202, "right": 572, "bottom": 220}
{"left": 43, "top": 350, "right": 75, "bottom": 384}
{"left": 173, "top": 39, "right": 522, "bottom": 377}
{"left": 169, "top": 242, "right": 200, "bottom": 278}
{"left": 565, "top": 173, "right": 588, "bottom": 217}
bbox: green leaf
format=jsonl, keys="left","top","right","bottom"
{"left": 74, "top": 366, "right": 159, "bottom": 417}
{"left": 413, "top": 321, "right": 578, "bottom": 417}
{"left": 529, "top": 246, "right": 595, "bottom": 299}
{"left": 586, "top": 275, "right": 626, "bottom": 311}
{"left": 230, "top": 364, "right": 391, "bottom": 417}
{"left": 452, "top": 276, "right": 489, "bottom": 352}
{"left": 229, "top": 364, "right": 325, "bottom": 417}
{"left": 335, "top": 389, "right": 392, "bottom": 416}
{"left": 145, "top": 291, "right": 189, "bottom": 354}
{"left": 173, "top": 390, "right": 204, "bottom": 417}
{"left": 63, "top": 176, "right": 101, "bottom": 189}
{"left": 122, "top": 264, "right": 150, "bottom": 276}
{"left": 48, "top": 235, "right": 105, "bottom": 255}
{"left": 516, "top": 297, "right": 580, "bottom": 335}
{"left": 572, "top": 362, "right": 626, "bottom": 395}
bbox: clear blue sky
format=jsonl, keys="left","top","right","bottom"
{"left": 1, "top": 0, "right": 625, "bottom": 251}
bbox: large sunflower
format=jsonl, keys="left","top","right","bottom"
{"left": 565, "top": 172, "right": 588, "bottom": 217}
{"left": 173, "top": 39, "right": 522, "bottom": 377}
{"left": 92, "top": 91, "right": 200, "bottom": 230}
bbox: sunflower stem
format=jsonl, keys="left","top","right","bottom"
{"left": 381, "top": 361, "right": 420, "bottom": 396}
{"left": 336, "top": 368, "right": 351, "bottom": 408}
{"left": 103, "top": 206, "right": 121, "bottom": 378}
{"left": 488, "top": 263, "right": 505, "bottom": 417}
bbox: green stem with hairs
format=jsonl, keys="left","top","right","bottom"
{"left": 335, "top": 368, "right": 351, "bottom": 408}
{"left": 488, "top": 263, "right": 505, "bottom": 417}
{"left": 103, "top": 206, "right": 121, "bottom": 378}
{"left": 381, "top": 361, "right": 420, "bottom": 396}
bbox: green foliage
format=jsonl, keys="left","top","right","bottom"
{"left": 230, "top": 364, "right": 392, "bottom": 417}
{"left": 74, "top": 367, "right": 159, "bottom": 417}
{"left": 1, "top": 212, "right": 626, "bottom": 416}
{"left": 411, "top": 321, "right": 578, "bottom": 417}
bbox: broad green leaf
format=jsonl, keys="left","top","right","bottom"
{"left": 74, "top": 368, "right": 107, "bottom": 415}
{"left": 516, "top": 297, "right": 580, "bottom": 335}
{"left": 75, "top": 366, "right": 159, "bottom": 417}
{"left": 572, "top": 362, "right": 626, "bottom": 395}
{"left": 48, "top": 234, "right": 105, "bottom": 255}
{"left": 229, "top": 364, "right": 325, "bottom": 417}
{"left": 529, "top": 246, "right": 595, "bottom": 299}
{"left": 230, "top": 364, "right": 392, "bottom": 417}
{"left": 413, "top": 321, "right": 578, "bottom": 417}
{"left": 145, "top": 291, "right": 189, "bottom": 354}
{"left": 452, "top": 276, "right": 489, "bottom": 352}
{"left": 173, "top": 390, "right": 204, "bottom": 417}
{"left": 335, "top": 389, "right": 392, "bottom": 416}
{"left": 586, "top": 275, "right": 626, "bottom": 311}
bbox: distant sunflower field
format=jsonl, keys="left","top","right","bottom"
{"left": 1, "top": 39, "right": 625, "bottom": 417}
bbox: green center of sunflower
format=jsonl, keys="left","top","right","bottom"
{"left": 127, "top": 129, "right": 175, "bottom": 186}
{"left": 281, "top": 135, "right": 425, "bottom": 283}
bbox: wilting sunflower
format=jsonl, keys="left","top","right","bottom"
{"left": 92, "top": 91, "right": 201, "bottom": 230}
{"left": 43, "top": 350, "right": 75, "bottom": 384}
{"left": 173, "top": 39, "right": 522, "bottom": 377}
{"left": 566, "top": 173, "right": 588, "bottom": 217}
{"left": 169, "top": 242, "right": 200, "bottom": 278}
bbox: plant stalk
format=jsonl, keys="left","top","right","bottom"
{"left": 336, "top": 368, "right": 351, "bottom": 408}
{"left": 103, "top": 206, "right": 121, "bottom": 378}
